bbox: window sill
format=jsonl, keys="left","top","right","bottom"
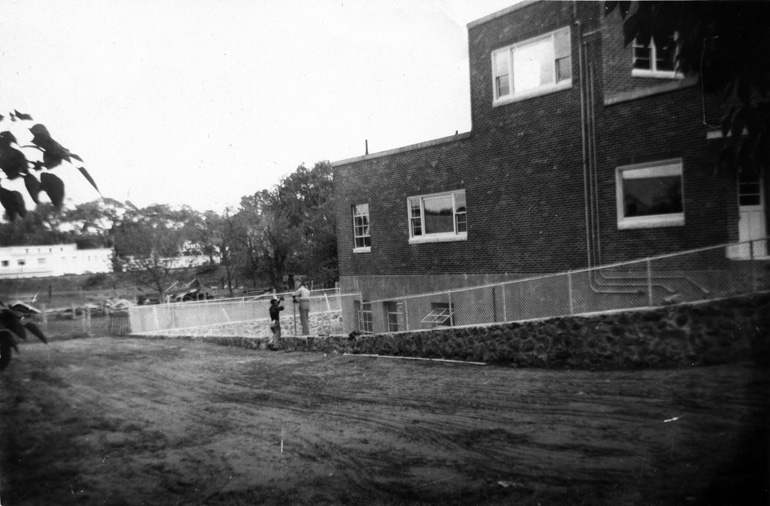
{"left": 409, "top": 233, "right": 467, "bottom": 245}
{"left": 631, "top": 69, "right": 683, "bottom": 79}
{"left": 618, "top": 215, "right": 684, "bottom": 230}
{"left": 353, "top": 247, "right": 371, "bottom": 254}
{"left": 493, "top": 80, "right": 572, "bottom": 107}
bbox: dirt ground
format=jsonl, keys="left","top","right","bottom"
{"left": 1, "top": 337, "right": 768, "bottom": 506}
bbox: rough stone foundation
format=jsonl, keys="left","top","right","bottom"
{"left": 132, "top": 292, "right": 770, "bottom": 370}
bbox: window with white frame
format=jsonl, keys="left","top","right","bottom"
{"left": 352, "top": 203, "right": 371, "bottom": 252}
{"left": 357, "top": 300, "right": 373, "bottom": 334}
{"left": 616, "top": 159, "right": 684, "bottom": 229}
{"left": 632, "top": 32, "right": 679, "bottom": 78}
{"left": 384, "top": 301, "right": 404, "bottom": 332}
{"left": 492, "top": 27, "right": 571, "bottom": 105}
{"left": 408, "top": 190, "right": 467, "bottom": 243}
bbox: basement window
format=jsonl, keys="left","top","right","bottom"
{"left": 421, "top": 302, "right": 455, "bottom": 327}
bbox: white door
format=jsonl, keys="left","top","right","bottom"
{"left": 729, "top": 170, "right": 767, "bottom": 259}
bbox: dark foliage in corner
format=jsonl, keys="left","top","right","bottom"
{"left": 605, "top": 1, "right": 770, "bottom": 176}
{"left": 0, "top": 111, "right": 100, "bottom": 220}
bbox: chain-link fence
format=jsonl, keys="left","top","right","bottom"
{"left": 353, "top": 239, "right": 769, "bottom": 334}
{"left": 129, "top": 289, "right": 348, "bottom": 336}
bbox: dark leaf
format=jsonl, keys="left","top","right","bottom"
{"left": 29, "top": 124, "right": 74, "bottom": 169}
{"left": 721, "top": 106, "right": 735, "bottom": 138}
{"left": 622, "top": 11, "right": 640, "bottom": 47}
{"left": 43, "top": 150, "right": 66, "bottom": 169}
{"left": 14, "top": 110, "right": 33, "bottom": 121}
{"left": 0, "top": 132, "right": 29, "bottom": 180}
{"left": 618, "top": 1, "right": 631, "bottom": 19}
{"left": 732, "top": 106, "right": 747, "bottom": 140}
{"left": 0, "top": 309, "right": 26, "bottom": 340}
{"left": 24, "top": 322, "right": 48, "bottom": 344}
{"left": 24, "top": 174, "right": 41, "bottom": 204}
{"left": 11, "top": 190, "right": 27, "bottom": 219}
{"left": 40, "top": 172, "right": 65, "bottom": 209}
{"left": 77, "top": 166, "right": 101, "bottom": 195}
{"left": 0, "top": 331, "right": 15, "bottom": 371}
{"left": 0, "top": 187, "right": 22, "bottom": 221}
{"left": 604, "top": 1, "right": 618, "bottom": 17}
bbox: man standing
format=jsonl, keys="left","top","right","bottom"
{"left": 268, "top": 296, "right": 284, "bottom": 350}
{"left": 292, "top": 281, "right": 311, "bottom": 335}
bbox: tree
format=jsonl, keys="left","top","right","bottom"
{"left": 605, "top": 1, "right": 770, "bottom": 175}
{"left": 0, "top": 111, "right": 100, "bottom": 220}
{"left": 236, "top": 192, "right": 303, "bottom": 290}
{"left": 112, "top": 205, "right": 193, "bottom": 301}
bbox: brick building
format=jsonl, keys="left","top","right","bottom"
{"left": 332, "top": 1, "right": 768, "bottom": 334}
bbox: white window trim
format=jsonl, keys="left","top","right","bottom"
{"left": 408, "top": 190, "right": 468, "bottom": 245}
{"left": 632, "top": 34, "right": 682, "bottom": 79}
{"left": 352, "top": 203, "right": 371, "bottom": 253}
{"left": 616, "top": 159, "right": 685, "bottom": 230}
{"left": 492, "top": 27, "right": 572, "bottom": 107}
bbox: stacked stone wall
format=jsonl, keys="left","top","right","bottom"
{"left": 131, "top": 293, "right": 769, "bottom": 370}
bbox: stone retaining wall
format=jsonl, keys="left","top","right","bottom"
{"left": 131, "top": 292, "right": 770, "bottom": 370}
{"left": 138, "top": 311, "right": 343, "bottom": 339}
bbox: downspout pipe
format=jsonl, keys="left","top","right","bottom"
{"left": 575, "top": 15, "right": 592, "bottom": 269}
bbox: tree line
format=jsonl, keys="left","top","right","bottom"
{"left": 0, "top": 161, "right": 337, "bottom": 300}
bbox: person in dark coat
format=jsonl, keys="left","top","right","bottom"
{"left": 268, "top": 296, "right": 284, "bottom": 350}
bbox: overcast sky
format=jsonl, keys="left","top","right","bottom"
{"left": 1, "top": 0, "right": 517, "bottom": 214}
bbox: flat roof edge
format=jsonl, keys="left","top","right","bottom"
{"left": 466, "top": 0, "right": 540, "bottom": 29}
{"left": 331, "top": 131, "right": 472, "bottom": 167}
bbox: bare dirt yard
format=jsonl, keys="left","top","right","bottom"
{"left": 1, "top": 337, "right": 768, "bottom": 506}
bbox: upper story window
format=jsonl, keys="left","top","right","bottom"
{"left": 408, "top": 189, "right": 467, "bottom": 244}
{"left": 352, "top": 203, "right": 371, "bottom": 253}
{"left": 632, "top": 32, "right": 680, "bottom": 78}
{"left": 1, "top": 260, "right": 8, "bottom": 267}
{"left": 492, "top": 27, "right": 571, "bottom": 106}
{"left": 616, "top": 159, "right": 684, "bottom": 229}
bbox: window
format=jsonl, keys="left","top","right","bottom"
{"left": 492, "top": 27, "right": 571, "bottom": 104}
{"left": 421, "top": 302, "right": 455, "bottom": 327}
{"left": 352, "top": 203, "right": 371, "bottom": 252}
{"left": 358, "top": 300, "right": 373, "bottom": 334}
{"left": 632, "top": 33, "right": 679, "bottom": 78}
{"left": 17, "top": 260, "right": 26, "bottom": 266}
{"left": 408, "top": 190, "right": 467, "bottom": 244}
{"left": 616, "top": 159, "right": 684, "bottom": 229}
{"left": 38, "top": 258, "right": 46, "bottom": 265}
{"left": 1, "top": 261, "right": 8, "bottom": 267}
{"left": 384, "top": 301, "right": 404, "bottom": 332}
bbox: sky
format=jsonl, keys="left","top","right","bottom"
{"left": 1, "top": 0, "right": 518, "bottom": 214}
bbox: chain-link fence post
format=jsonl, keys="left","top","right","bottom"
{"left": 502, "top": 283, "right": 507, "bottom": 321}
{"left": 447, "top": 291, "right": 453, "bottom": 325}
{"left": 646, "top": 258, "right": 653, "bottom": 307}
{"left": 403, "top": 297, "right": 409, "bottom": 331}
{"left": 750, "top": 239, "right": 757, "bottom": 292}
{"left": 567, "top": 271, "right": 574, "bottom": 315}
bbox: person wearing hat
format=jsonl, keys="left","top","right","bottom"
{"left": 292, "top": 281, "right": 311, "bottom": 335}
{"left": 268, "top": 295, "right": 284, "bottom": 350}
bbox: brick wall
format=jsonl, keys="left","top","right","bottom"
{"left": 333, "top": 0, "right": 751, "bottom": 283}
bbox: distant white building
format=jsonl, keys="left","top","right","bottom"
{"left": 0, "top": 244, "right": 113, "bottom": 279}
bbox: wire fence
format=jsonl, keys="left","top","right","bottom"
{"left": 352, "top": 238, "right": 769, "bottom": 334}
{"left": 129, "top": 288, "right": 349, "bottom": 336}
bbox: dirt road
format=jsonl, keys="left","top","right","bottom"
{"left": 1, "top": 337, "right": 768, "bottom": 506}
